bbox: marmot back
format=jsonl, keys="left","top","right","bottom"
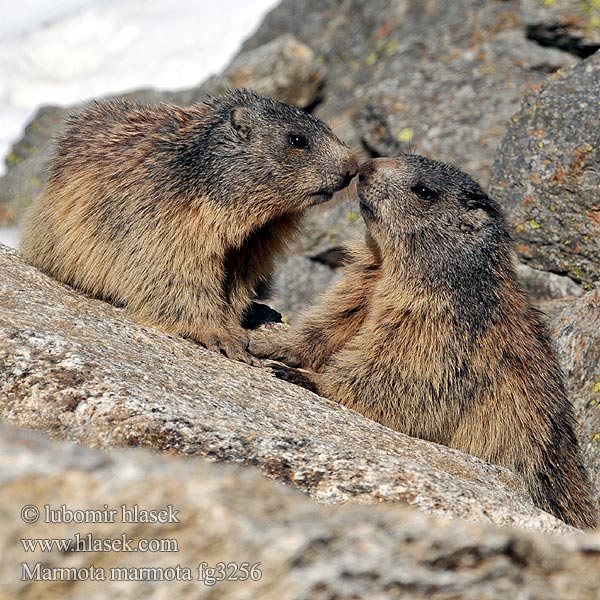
{"left": 21, "top": 90, "right": 358, "bottom": 363}
{"left": 253, "top": 155, "right": 598, "bottom": 529}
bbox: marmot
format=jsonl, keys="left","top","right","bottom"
{"left": 252, "top": 155, "right": 598, "bottom": 529}
{"left": 20, "top": 90, "right": 358, "bottom": 364}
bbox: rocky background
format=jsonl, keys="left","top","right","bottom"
{"left": 1, "top": 0, "right": 600, "bottom": 598}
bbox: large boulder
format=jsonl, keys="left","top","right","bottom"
{"left": 208, "top": 34, "right": 325, "bottom": 109}
{"left": 2, "top": 424, "right": 600, "bottom": 599}
{"left": 0, "top": 243, "right": 575, "bottom": 533}
{"left": 242, "top": 0, "right": 582, "bottom": 314}
{"left": 490, "top": 51, "right": 600, "bottom": 289}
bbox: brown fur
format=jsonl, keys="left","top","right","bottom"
{"left": 20, "top": 90, "right": 357, "bottom": 363}
{"left": 252, "top": 155, "right": 598, "bottom": 529}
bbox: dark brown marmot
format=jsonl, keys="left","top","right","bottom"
{"left": 20, "top": 90, "right": 358, "bottom": 364}
{"left": 252, "top": 155, "right": 598, "bottom": 529}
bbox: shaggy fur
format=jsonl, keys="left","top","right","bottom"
{"left": 252, "top": 155, "right": 598, "bottom": 529}
{"left": 21, "top": 90, "right": 357, "bottom": 363}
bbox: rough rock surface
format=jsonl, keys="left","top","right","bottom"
{"left": 0, "top": 243, "right": 575, "bottom": 533}
{"left": 523, "top": 0, "right": 600, "bottom": 58}
{"left": 551, "top": 289, "right": 600, "bottom": 512}
{"left": 516, "top": 262, "right": 585, "bottom": 300}
{"left": 490, "top": 52, "right": 600, "bottom": 289}
{"left": 0, "top": 89, "right": 209, "bottom": 227}
{"left": 2, "top": 425, "right": 600, "bottom": 600}
{"left": 208, "top": 34, "right": 325, "bottom": 109}
{"left": 0, "top": 106, "right": 64, "bottom": 226}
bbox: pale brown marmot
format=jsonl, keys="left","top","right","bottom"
{"left": 20, "top": 90, "right": 358, "bottom": 364}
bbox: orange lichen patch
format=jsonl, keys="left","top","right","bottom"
{"left": 515, "top": 244, "right": 533, "bottom": 257}
{"left": 0, "top": 204, "right": 15, "bottom": 226}
{"left": 470, "top": 30, "right": 486, "bottom": 47}
{"left": 562, "top": 15, "right": 588, "bottom": 28}
{"left": 522, "top": 195, "right": 533, "bottom": 206}
{"left": 376, "top": 22, "right": 393, "bottom": 41}
{"left": 548, "top": 165, "right": 565, "bottom": 184}
{"left": 587, "top": 207, "right": 600, "bottom": 226}
{"left": 569, "top": 145, "right": 593, "bottom": 175}
{"left": 529, "top": 172, "right": 542, "bottom": 185}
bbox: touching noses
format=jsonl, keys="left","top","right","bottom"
{"left": 343, "top": 154, "right": 359, "bottom": 187}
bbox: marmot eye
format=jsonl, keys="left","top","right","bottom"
{"left": 411, "top": 184, "right": 438, "bottom": 201}
{"left": 288, "top": 134, "right": 309, "bottom": 149}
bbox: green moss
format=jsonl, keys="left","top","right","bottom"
{"left": 580, "top": 0, "right": 600, "bottom": 30}
{"left": 366, "top": 51, "right": 378, "bottom": 66}
{"left": 384, "top": 40, "right": 398, "bottom": 56}
{"left": 5, "top": 151, "right": 20, "bottom": 166}
{"left": 569, "top": 266, "right": 585, "bottom": 280}
{"left": 396, "top": 128, "right": 414, "bottom": 143}
{"left": 528, "top": 220, "right": 541, "bottom": 230}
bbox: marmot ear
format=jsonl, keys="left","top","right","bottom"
{"left": 230, "top": 107, "right": 252, "bottom": 140}
{"left": 459, "top": 208, "right": 489, "bottom": 233}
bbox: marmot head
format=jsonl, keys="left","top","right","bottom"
{"left": 179, "top": 89, "right": 358, "bottom": 216}
{"left": 357, "top": 155, "right": 512, "bottom": 290}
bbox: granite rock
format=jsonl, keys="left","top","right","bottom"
{"left": 2, "top": 425, "right": 600, "bottom": 599}
{"left": 210, "top": 34, "right": 325, "bottom": 108}
{"left": 0, "top": 242, "right": 574, "bottom": 533}
{"left": 239, "top": 0, "right": 580, "bottom": 314}
{"left": 490, "top": 51, "right": 600, "bottom": 289}
{"left": 2, "top": 0, "right": 590, "bottom": 318}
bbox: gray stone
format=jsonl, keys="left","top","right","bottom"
{"left": 0, "top": 243, "right": 574, "bottom": 533}
{"left": 244, "top": 0, "right": 577, "bottom": 185}
{"left": 515, "top": 261, "right": 585, "bottom": 300}
{"left": 550, "top": 289, "right": 600, "bottom": 513}
{"left": 0, "top": 87, "right": 214, "bottom": 226}
{"left": 2, "top": 424, "right": 600, "bottom": 599}
{"left": 491, "top": 52, "right": 600, "bottom": 289}
{"left": 523, "top": 0, "right": 600, "bottom": 58}
{"left": 0, "top": 105, "right": 63, "bottom": 226}
{"left": 213, "top": 34, "right": 325, "bottom": 108}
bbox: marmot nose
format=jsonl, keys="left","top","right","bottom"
{"left": 345, "top": 155, "right": 359, "bottom": 179}
{"left": 358, "top": 160, "right": 377, "bottom": 183}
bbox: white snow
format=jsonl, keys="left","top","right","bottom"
{"left": 0, "top": 0, "right": 279, "bottom": 247}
